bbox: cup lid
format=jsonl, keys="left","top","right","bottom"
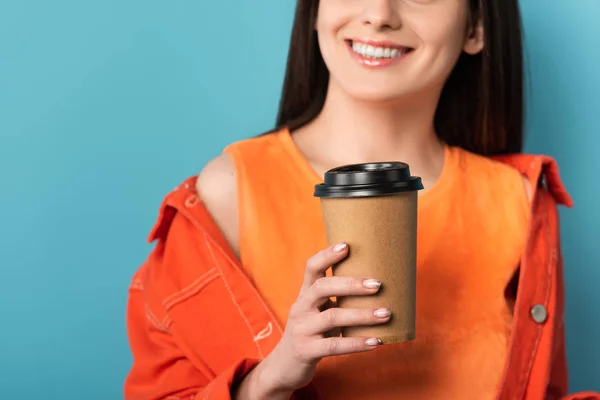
{"left": 314, "top": 162, "right": 424, "bottom": 198}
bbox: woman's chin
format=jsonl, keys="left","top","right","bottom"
{"left": 341, "top": 86, "right": 414, "bottom": 104}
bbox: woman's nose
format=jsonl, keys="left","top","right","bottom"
{"left": 361, "top": 0, "right": 402, "bottom": 31}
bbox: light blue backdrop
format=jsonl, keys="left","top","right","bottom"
{"left": 1, "top": 1, "right": 598, "bottom": 398}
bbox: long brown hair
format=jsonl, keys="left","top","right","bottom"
{"left": 274, "top": 0, "right": 524, "bottom": 156}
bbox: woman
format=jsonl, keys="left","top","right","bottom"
{"left": 124, "top": 0, "right": 598, "bottom": 399}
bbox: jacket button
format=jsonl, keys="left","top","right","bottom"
{"left": 531, "top": 304, "right": 548, "bottom": 324}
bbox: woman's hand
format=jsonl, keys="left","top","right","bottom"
{"left": 234, "top": 242, "right": 390, "bottom": 399}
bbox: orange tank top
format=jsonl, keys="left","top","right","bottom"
{"left": 224, "top": 128, "right": 530, "bottom": 400}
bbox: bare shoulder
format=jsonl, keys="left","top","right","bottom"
{"left": 197, "top": 152, "right": 236, "bottom": 191}
{"left": 196, "top": 152, "right": 240, "bottom": 255}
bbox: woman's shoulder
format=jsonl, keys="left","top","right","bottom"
{"left": 196, "top": 150, "right": 240, "bottom": 255}
{"left": 193, "top": 128, "right": 288, "bottom": 255}
{"left": 132, "top": 129, "right": 292, "bottom": 309}
{"left": 196, "top": 151, "right": 237, "bottom": 205}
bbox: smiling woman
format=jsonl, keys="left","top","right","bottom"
{"left": 123, "top": 1, "right": 599, "bottom": 399}
{"left": 277, "top": 0, "right": 523, "bottom": 156}
{"left": 348, "top": 39, "right": 412, "bottom": 67}
{"left": 314, "top": 0, "right": 484, "bottom": 100}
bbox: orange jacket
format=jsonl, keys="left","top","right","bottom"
{"left": 124, "top": 153, "right": 599, "bottom": 400}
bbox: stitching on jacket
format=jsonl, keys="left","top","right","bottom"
{"left": 520, "top": 192, "right": 554, "bottom": 399}
{"left": 160, "top": 315, "right": 173, "bottom": 330}
{"left": 522, "top": 328, "right": 543, "bottom": 398}
{"left": 217, "top": 242, "right": 283, "bottom": 334}
{"left": 145, "top": 304, "right": 171, "bottom": 334}
{"left": 129, "top": 269, "right": 145, "bottom": 291}
{"left": 174, "top": 193, "right": 285, "bottom": 338}
{"left": 206, "top": 232, "right": 284, "bottom": 337}
{"left": 254, "top": 322, "right": 273, "bottom": 341}
{"left": 129, "top": 274, "right": 144, "bottom": 291}
{"left": 205, "top": 240, "right": 265, "bottom": 359}
{"left": 162, "top": 268, "right": 220, "bottom": 311}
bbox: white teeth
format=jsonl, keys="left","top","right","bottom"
{"left": 351, "top": 41, "right": 405, "bottom": 59}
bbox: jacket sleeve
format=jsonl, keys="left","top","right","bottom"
{"left": 124, "top": 275, "right": 261, "bottom": 400}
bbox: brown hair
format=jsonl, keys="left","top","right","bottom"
{"left": 274, "top": 0, "right": 524, "bottom": 156}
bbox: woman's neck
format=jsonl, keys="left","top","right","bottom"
{"left": 292, "top": 81, "right": 446, "bottom": 188}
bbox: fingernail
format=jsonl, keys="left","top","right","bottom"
{"left": 363, "top": 279, "right": 381, "bottom": 289}
{"left": 365, "top": 338, "right": 383, "bottom": 346}
{"left": 333, "top": 242, "right": 347, "bottom": 253}
{"left": 374, "top": 308, "right": 391, "bottom": 318}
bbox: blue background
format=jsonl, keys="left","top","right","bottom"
{"left": 1, "top": 1, "right": 598, "bottom": 398}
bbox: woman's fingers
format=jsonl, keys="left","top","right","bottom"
{"left": 303, "top": 336, "right": 383, "bottom": 361}
{"left": 301, "top": 242, "right": 349, "bottom": 293}
{"left": 300, "top": 307, "right": 391, "bottom": 336}
{"left": 301, "top": 276, "right": 382, "bottom": 310}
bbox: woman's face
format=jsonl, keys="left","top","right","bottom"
{"left": 316, "top": 0, "right": 484, "bottom": 102}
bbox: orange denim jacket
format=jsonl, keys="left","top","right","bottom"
{"left": 124, "top": 153, "right": 599, "bottom": 400}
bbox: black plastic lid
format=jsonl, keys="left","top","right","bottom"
{"left": 314, "top": 162, "right": 424, "bottom": 198}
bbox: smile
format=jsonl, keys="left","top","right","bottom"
{"left": 347, "top": 39, "right": 413, "bottom": 68}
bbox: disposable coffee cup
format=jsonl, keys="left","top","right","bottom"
{"left": 314, "top": 162, "right": 424, "bottom": 344}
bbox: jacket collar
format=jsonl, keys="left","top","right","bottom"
{"left": 492, "top": 153, "right": 573, "bottom": 207}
